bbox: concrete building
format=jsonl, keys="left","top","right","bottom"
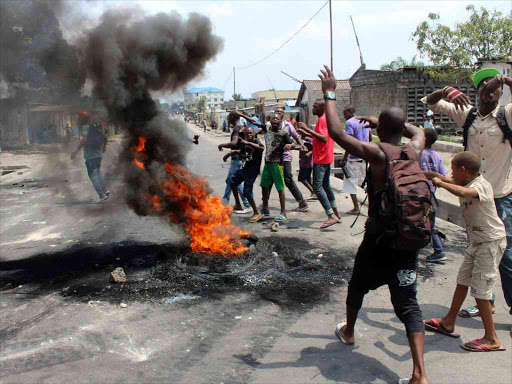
{"left": 349, "top": 65, "right": 476, "bottom": 130}
{"left": 477, "top": 59, "right": 512, "bottom": 106}
{"left": 184, "top": 87, "right": 225, "bottom": 111}
{"left": 295, "top": 80, "right": 351, "bottom": 126}
{"left": 251, "top": 90, "right": 299, "bottom": 101}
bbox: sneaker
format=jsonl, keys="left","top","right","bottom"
{"left": 426, "top": 251, "right": 447, "bottom": 264}
{"left": 234, "top": 208, "right": 251, "bottom": 214}
{"left": 97, "top": 193, "right": 110, "bottom": 203}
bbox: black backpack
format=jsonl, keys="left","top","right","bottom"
{"left": 85, "top": 123, "right": 106, "bottom": 149}
{"left": 462, "top": 106, "right": 512, "bottom": 150}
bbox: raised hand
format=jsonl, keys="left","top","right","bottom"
{"left": 356, "top": 115, "right": 378, "bottom": 128}
{"left": 318, "top": 65, "right": 337, "bottom": 93}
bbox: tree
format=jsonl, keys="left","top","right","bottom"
{"left": 196, "top": 96, "right": 207, "bottom": 114}
{"left": 412, "top": 5, "right": 512, "bottom": 82}
{"left": 232, "top": 93, "right": 243, "bottom": 101}
{"left": 380, "top": 56, "right": 425, "bottom": 71}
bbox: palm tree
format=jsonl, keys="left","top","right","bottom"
{"left": 232, "top": 93, "right": 243, "bottom": 101}
{"left": 380, "top": 55, "right": 425, "bottom": 71}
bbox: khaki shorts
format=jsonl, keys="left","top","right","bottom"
{"left": 456, "top": 238, "right": 506, "bottom": 300}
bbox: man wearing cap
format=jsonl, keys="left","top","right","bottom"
{"left": 422, "top": 69, "right": 512, "bottom": 325}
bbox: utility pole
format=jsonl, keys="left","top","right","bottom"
{"left": 329, "top": 0, "right": 333, "bottom": 70}
{"left": 350, "top": 15, "right": 364, "bottom": 67}
{"left": 233, "top": 67, "right": 236, "bottom": 108}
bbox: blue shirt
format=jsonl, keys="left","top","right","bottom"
{"left": 248, "top": 116, "right": 261, "bottom": 130}
{"left": 420, "top": 148, "right": 447, "bottom": 192}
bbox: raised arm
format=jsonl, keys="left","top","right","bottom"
{"left": 297, "top": 122, "right": 327, "bottom": 142}
{"left": 234, "top": 112, "right": 265, "bottom": 129}
{"left": 403, "top": 123, "right": 426, "bottom": 156}
{"left": 432, "top": 177, "right": 478, "bottom": 199}
{"left": 318, "top": 65, "right": 384, "bottom": 163}
{"left": 218, "top": 126, "right": 240, "bottom": 151}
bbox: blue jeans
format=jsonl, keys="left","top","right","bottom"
{"left": 429, "top": 211, "right": 444, "bottom": 253}
{"left": 223, "top": 159, "right": 249, "bottom": 208}
{"left": 313, "top": 163, "right": 337, "bottom": 215}
{"left": 85, "top": 157, "right": 106, "bottom": 197}
{"left": 496, "top": 193, "right": 512, "bottom": 309}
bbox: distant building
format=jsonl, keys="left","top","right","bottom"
{"left": 251, "top": 90, "right": 299, "bottom": 101}
{"left": 184, "top": 87, "right": 224, "bottom": 111}
{"left": 295, "top": 80, "right": 351, "bottom": 126}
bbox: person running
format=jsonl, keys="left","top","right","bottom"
{"left": 297, "top": 99, "right": 340, "bottom": 229}
{"left": 275, "top": 106, "right": 309, "bottom": 212}
{"left": 422, "top": 69, "right": 512, "bottom": 322}
{"left": 260, "top": 113, "right": 294, "bottom": 222}
{"left": 230, "top": 126, "right": 265, "bottom": 223}
{"left": 218, "top": 112, "right": 251, "bottom": 213}
{"left": 319, "top": 65, "right": 428, "bottom": 384}
{"left": 423, "top": 152, "right": 506, "bottom": 352}
{"left": 341, "top": 106, "right": 371, "bottom": 215}
{"left": 71, "top": 112, "right": 110, "bottom": 203}
{"left": 419, "top": 128, "right": 447, "bottom": 263}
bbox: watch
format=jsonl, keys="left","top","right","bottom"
{"left": 324, "top": 91, "right": 336, "bottom": 101}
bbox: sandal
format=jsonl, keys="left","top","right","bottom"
{"left": 274, "top": 215, "right": 287, "bottom": 222}
{"left": 424, "top": 318, "right": 460, "bottom": 338}
{"left": 459, "top": 294, "right": 496, "bottom": 318}
{"left": 461, "top": 339, "right": 506, "bottom": 352}
{"left": 293, "top": 205, "right": 309, "bottom": 212}
{"left": 320, "top": 217, "right": 339, "bottom": 229}
{"left": 248, "top": 213, "right": 264, "bottom": 223}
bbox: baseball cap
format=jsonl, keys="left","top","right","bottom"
{"left": 472, "top": 68, "right": 500, "bottom": 88}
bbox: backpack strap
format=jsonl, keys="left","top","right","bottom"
{"left": 497, "top": 105, "right": 512, "bottom": 148}
{"left": 462, "top": 107, "right": 478, "bottom": 151}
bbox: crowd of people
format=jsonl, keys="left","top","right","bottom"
{"left": 213, "top": 65, "right": 511, "bottom": 384}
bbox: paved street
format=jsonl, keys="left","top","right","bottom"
{"left": 0, "top": 121, "right": 510, "bottom": 384}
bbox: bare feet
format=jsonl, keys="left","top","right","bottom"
{"left": 346, "top": 208, "right": 360, "bottom": 215}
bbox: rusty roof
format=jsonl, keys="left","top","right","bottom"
{"left": 296, "top": 79, "right": 351, "bottom": 106}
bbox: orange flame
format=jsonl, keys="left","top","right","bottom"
{"left": 134, "top": 158, "right": 145, "bottom": 170}
{"left": 133, "top": 136, "right": 249, "bottom": 255}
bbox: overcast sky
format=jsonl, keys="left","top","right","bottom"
{"left": 81, "top": 0, "right": 511, "bottom": 101}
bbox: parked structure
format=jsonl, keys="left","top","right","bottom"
{"left": 184, "top": 87, "right": 225, "bottom": 111}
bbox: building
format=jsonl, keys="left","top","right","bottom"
{"left": 251, "top": 90, "right": 299, "bottom": 102}
{"left": 184, "top": 87, "right": 225, "bottom": 111}
{"left": 477, "top": 58, "right": 512, "bottom": 106}
{"left": 349, "top": 65, "right": 476, "bottom": 130}
{"left": 295, "top": 80, "right": 351, "bottom": 126}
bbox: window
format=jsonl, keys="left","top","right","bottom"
{"left": 214, "top": 98, "right": 217, "bottom": 102}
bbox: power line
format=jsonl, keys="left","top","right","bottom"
{"left": 236, "top": 1, "right": 329, "bottom": 70}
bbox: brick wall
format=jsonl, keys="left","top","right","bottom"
{"left": 306, "top": 89, "right": 351, "bottom": 126}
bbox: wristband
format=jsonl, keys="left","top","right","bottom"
{"left": 324, "top": 91, "right": 336, "bottom": 101}
{"left": 443, "top": 86, "right": 463, "bottom": 101}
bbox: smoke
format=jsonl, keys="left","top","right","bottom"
{"left": 77, "top": 8, "right": 223, "bottom": 217}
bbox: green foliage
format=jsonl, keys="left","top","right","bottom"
{"left": 412, "top": 5, "right": 512, "bottom": 83}
{"left": 196, "top": 96, "right": 207, "bottom": 113}
{"left": 232, "top": 93, "right": 243, "bottom": 101}
{"left": 380, "top": 56, "right": 425, "bottom": 71}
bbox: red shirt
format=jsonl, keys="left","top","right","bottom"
{"left": 313, "top": 114, "right": 334, "bottom": 164}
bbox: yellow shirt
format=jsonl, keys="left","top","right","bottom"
{"left": 421, "top": 97, "right": 512, "bottom": 198}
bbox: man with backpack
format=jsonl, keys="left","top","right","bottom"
{"left": 71, "top": 112, "right": 110, "bottom": 203}
{"left": 319, "top": 65, "right": 430, "bottom": 384}
{"left": 422, "top": 70, "right": 512, "bottom": 325}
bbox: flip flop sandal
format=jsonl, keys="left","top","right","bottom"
{"left": 345, "top": 211, "right": 360, "bottom": 216}
{"left": 248, "top": 213, "right": 264, "bottom": 223}
{"left": 274, "top": 215, "right": 287, "bottom": 223}
{"left": 424, "top": 318, "right": 461, "bottom": 338}
{"left": 398, "top": 379, "right": 410, "bottom": 384}
{"left": 459, "top": 306, "right": 480, "bottom": 318}
{"left": 461, "top": 339, "right": 506, "bottom": 352}
{"left": 320, "top": 218, "right": 339, "bottom": 229}
{"left": 334, "top": 322, "right": 354, "bottom": 345}
{"left": 261, "top": 209, "right": 270, "bottom": 217}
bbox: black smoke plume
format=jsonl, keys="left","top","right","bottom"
{"left": 78, "top": 9, "right": 223, "bottom": 216}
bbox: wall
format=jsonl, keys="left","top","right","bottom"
{"left": 0, "top": 100, "right": 29, "bottom": 147}
{"left": 303, "top": 88, "right": 351, "bottom": 127}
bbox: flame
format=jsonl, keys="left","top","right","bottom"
{"left": 133, "top": 136, "right": 249, "bottom": 255}
{"left": 134, "top": 158, "right": 145, "bottom": 170}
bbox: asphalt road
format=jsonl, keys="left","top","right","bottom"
{"left": 0, "top": 120, "right": 511, "bottom": 384}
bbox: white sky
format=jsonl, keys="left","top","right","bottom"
{"left": 80, "top": 0, "right": 512, "bottom": 101}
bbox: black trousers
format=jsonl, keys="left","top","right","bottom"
{"left": 346, "top": 219, "right": 425, "bottom": 335}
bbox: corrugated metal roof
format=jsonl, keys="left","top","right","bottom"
{"left": 30, "top": 105, "right": 82, "bottom": 112}
{"left": 303, "top": 80, "right": 351, "bottom": 90}
{"left": 184, "top": 87, "right": 224, "bottom": 94}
